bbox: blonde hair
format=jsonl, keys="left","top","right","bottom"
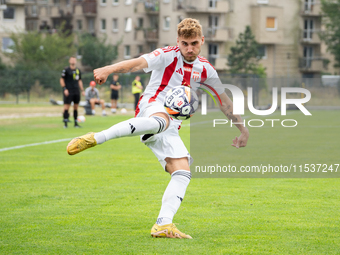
{"left": 177, "top": 18, "right": 202, "bottom": 38}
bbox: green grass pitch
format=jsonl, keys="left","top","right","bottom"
{"left": 0, "top": 108, "right": 339, "bottom": 254}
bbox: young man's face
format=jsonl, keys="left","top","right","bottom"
{"left": 177, "top": 35, "right": 204, "bottom": 62}
{"left": 69, "top": 57, "right": 77, "bottom": 69}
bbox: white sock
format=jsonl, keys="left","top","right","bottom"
{"left": 156, "top": 170, "right": 191, "bottom": 226}
{"left": 92, "top": 110, "right": 96, "bottom": 115}
{"left": 93, "top": 116, "right": 167, "bottom": 144}
{"left": 111, "top": 108, "right": 116, "bottom": 113}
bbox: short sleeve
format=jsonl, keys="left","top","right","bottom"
{"left": 78, "top": 69, "right": 82, "bottom": 80}
{"left": 61, "top": 68, "right": 66, "bottom": 78}
{"left": 141, "top": 48, "right": 169, "bottom": 73}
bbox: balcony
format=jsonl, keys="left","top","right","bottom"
{"left": 49, "top": 5, "right": 74, "bottom": 17}
{"left": 82, "top": 1, "right": 96, "bottom": 16}
{"left": 203, "top": 27, "right": 233, "bottom": 42}
{"left": 299, "top": 57, "right": 324, "bottom": 72}
{"left": 135, "top": 0, "right": 159, "bottom": 14}
{"left": 4, "top": 0, "right": 25, "bottom": 5}
{"left": 73, "top": 0, "right": 96, "bottom": 16}
{"left": 179, "top": 0, "right": 231, "bottom": 13}
{"left": 145, "top": 28, "right": 158, "bottom": 42}
{"left": 301, "top": 1, "right": 321, "bottom": 16}
{"left": 301, "top": 30, "right": 321, "bottom": 44}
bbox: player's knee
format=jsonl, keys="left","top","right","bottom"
{"left": 150, "top": 112, "right": 170, "bottom": 128}
{"left": 150, "top": 112, "right": 170, "bottom": 130}
{"left": 165, "top": 157, "right": 190, "bottom": 174}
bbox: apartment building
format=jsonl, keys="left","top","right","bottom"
{"left": 0, "top": 0, "right": 25, "bottom": 64}
{"left": 0, "top": 0, "right": 336, "bottom": 78}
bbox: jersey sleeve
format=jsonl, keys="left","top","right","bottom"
{"left": 78, "top": 69, "right": 82, "bottom": 80}
{"left": 204, "top": 68, "right": 225, "bottom": 95}
{"left": 141, "top": 48, "right": 172, "bottom": 73}
{"left": 61, "top": 68, "right": 66, "bottom": 78}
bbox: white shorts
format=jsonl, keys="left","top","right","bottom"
{"left": 136, "top": 100, "right": 193, "bottom": 170}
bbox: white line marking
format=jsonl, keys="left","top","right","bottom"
{"left": 0, "top": 138, "right": 71, "bottom": 152}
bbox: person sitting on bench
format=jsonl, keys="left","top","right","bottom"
{"left": 85, "top": 81, "right": 107, "bottom": 116}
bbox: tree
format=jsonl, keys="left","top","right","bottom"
{"left": 78, "top": 33, "right": 120, "bottom": 70}
{"left": 227, "top": 26, "right": 263, "bottom": 75}
{"left": 3, "top": 28, "right": 76, "bottom": 97}
{"left": 5, "top": 28, "right": 76, "bottom": 72}
{"left": 320, "top": 0, "right": 340, "bottom": 68}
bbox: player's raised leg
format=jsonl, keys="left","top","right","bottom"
{"left": 66, "top": 112, "right": 169, "bottom": 155}
{"left": 151, "top": 157, "right": 192, "bottom": 239}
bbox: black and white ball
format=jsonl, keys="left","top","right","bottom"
{"left": 164, "top": 86, "right": 199, "bottom": 120}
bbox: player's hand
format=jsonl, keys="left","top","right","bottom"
{"left": 231, "top": 128, "right": 249, "bottom": 149}
{"left": 82, "top": 91, "right": 85, "bottom": 96}
{"left": 93, "top": 66, "right": 110, "bottom": 85}
{"left": 64, "top": 89, "right": 69, "bottom": 97}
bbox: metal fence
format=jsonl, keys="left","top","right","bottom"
{"left": 0, "top": 70, "right": 339, "bottom": 108}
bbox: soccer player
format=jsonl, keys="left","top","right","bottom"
{"left": 60, "top": 56, "right": 85, "bottom": 128}
{"left": 110, "top": 74, "right": 122, "bottom": 114}
{"left": 67, "top": 18, "right": 249, "bottom": 239}
{"left": 85, "top": 81, "right": 107, "bottom": 116}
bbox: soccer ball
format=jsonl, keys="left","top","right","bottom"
{"left": 164, "top": 86, "right": 199, "bottom": 120}
{"left": 77, "top": 115, "right": 86, "bottom": 122}
{"left": 120, "top": 108, "right": 127, "bottom": 114}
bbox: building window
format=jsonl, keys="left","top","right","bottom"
{"left": 303, "top": 19, "right": 314, "bottom": 40}
{"left": 257, "top": 45, "right": 267, "bottom": 59}
{"left": 257, "top": 0, "right": 268, "bottom": 4}
{"left": 208, "top": 43, "right": 218, "bottom": 65}
{"left": 125, "top": 0, "right": 132, "bottom": 5}
{"left": 163, "top": 16, "right": 170, "bottom": 30}
{"left": 266, "top": 17, "right": 277, "bottom": 31}
{"left": 125, "top": 17, "right": 132, "bottom": 32}
{"left": 208, "top": 15, "right": 219, "bottom": 37}
{"left": 149, "top": 43, "right": 157, "bottom": 52}
{"left": 137, "top": 18, "right": 143, "bottom": 29}
{"left": 137, "top": 45, "right": 143, "bottom": 55}
{"left": 77, "top": 20, "right": 82, "bottom": 31}
{"left": 112, "top": 0, "right": 119, "bottom": 5}
{"left": 209, "top": 0, "right": 217, "bottom": 8}
{"left": 101, "top": 19, "right": 106, "bottom": 31}
{"left": 32, "top": 5, "right": 37, "bottom": 16}
{"left": 304, "top": 0, "right": 314, "bottom": 12}
{"left": 88, "top": 18, "right": 95, "bottom": 33}
{"left": 3, "top": 6, "right": 15, "bottom": 19}
{"left": 2, "top": 37, "right": 15, "bottom": 53}
{"left": 112, "top": 18, "right": 118, "bottom": 32}
{"left": 26, "top": 20, "right": 38, "bottom": 31}
{"left": 53, "top": 0, "right": 60, "bottom": 5}
{"left": 100, "top": 0, "right": 106, "bottom": 5}
{"left": 124, "top": 45, "right": 130, "bottom": 59}
{"left": 303, "top": 46, "right": 313, "bottom": 68}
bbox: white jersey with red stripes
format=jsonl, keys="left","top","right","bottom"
{"left": 140, "top": 46, "right": 224, "bottom": 107}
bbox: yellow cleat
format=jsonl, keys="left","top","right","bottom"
{"left": 151, "top": 223, "right": 192, "bottom": 239}
{"left": 67, "top": 132, "right": 97, "bottom": 155}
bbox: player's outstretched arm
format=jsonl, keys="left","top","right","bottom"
{"left": 217, "top": 92, "right": 249, "bottom": 149}
{"left": 94, "top": 57, "right": 148, "bottom": 85}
